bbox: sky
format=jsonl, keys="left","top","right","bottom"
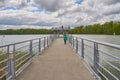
{"left": 0, "top": 0, "right": 120, "bottom": 30}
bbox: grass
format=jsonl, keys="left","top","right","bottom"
{"left": 0, "top": 51, "right": 7, "bottom": 80}
{"left": 98, "top": 61, "right": 120, "bottom": 80}
{"left": 15, "top": 51, "right": 30, "bottom": 70}
{"left": 0, "top": 50, "right": 35, "bottom": 80}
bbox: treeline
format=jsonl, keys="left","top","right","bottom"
{"left": 0, "top": 28, "right": 53, "bottom": 34}
{"left": 69, "top": 21, "right": 120, "bottom": 35}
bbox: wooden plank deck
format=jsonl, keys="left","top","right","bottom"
{"left": 16, "top": 38, "right": 95, "bottom": 80}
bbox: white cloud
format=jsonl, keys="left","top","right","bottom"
{"left": 22, "top": 5, "right": 39, "bottom": 11}
{"left": 0, "top": 10, "right": 58, "bottom": 26}
{"left": 33, "top": 0, "right": 75, "bottom": 12}
{"left": 0, "top": 0, "right": 120, "bottom": 29}
{"left": 58, "top": 0, "right": 120, "bottom": 25}
{"left": 0, "top": 0, "right": 27, "bottom": 8}
{"left": 96, "top": 0, "right": 120, "bottom": 5}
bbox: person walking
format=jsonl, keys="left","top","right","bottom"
{"left": 63, "top": 33, "right": 68, "bottom": 44}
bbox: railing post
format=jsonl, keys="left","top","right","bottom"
{"left": 44, "top": 37, "right": 46, "bottom": 49}
{"left": 39, "top": 38, "right": 41, "bottom": 53}
{"left": 50, "top": 36, "right": 52, "bottom": 44}
{"left": 69, "top": 36, "right": 72, "bottom": 45}
{"left": 51, "top": 36, "right": 53, "bottom": 42}
{"left": 6, "top": 45, "right": 11, "bottom": 79}
{"left": 71, "top": 36, "right": 72, "bottom": 45}
{"left": 73, "top": 38, "right": 74, "bottom": 49}
{"left": 47, "top": 37, "right": 48, "bottom": 47}
{"left": 68, "top": 36, "right": 70, "bottom": 43}
{"left": 81, "top": 39, "right": 84, "bottom": 58}
{"left": 76, "top": 37, "right": 78, "bottom": 53}
{"left": 10, "top": 44, "right": 16, "bottom": 80}
{"left": 29, "top": 40, "right": 33, "bottom": 61}
{"left": 48, "top": 36, "right": 50, "bottom": 45}
{"left": 94, "top": 42, "right": 99, "bottom": 75}
{"left": 49, "top": 36, "right": 51, "bottom": 45}
{"left": 51, "top": 35, "right": 53, "bottom": 42}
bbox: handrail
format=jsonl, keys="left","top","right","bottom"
{"left": 78, "top": 37, "right": 120, "bottom": 49}
{"left": 0, "top": 36, "right": 47, "bottom": 48}
{"left": 69, "top": 35, "right": 120, "bottom": 80}
{"left": 0, "top": 35, "right": 57, "bottom": 80}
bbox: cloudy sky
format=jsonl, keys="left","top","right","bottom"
{"left": 0, "top": 0, "right": 120, "bottom": 29}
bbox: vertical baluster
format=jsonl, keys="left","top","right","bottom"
{"left": 10, "top": 44, "right": 16, "bottom": 79}
{"left": 94, "top": 43, "right": 100, "bottom": 80}
{"left": 73, "top": 38, "right": 74, "bottom": 48}
{"left": 6, "top": 45, "right": 11, "bottom": 79}
{"left": 71, "top": 36, "right": 72, "bottom": 44}
{"left": 81, "top": 39, "right": 84, "bottom": 58}
{"left": 49, "top": 36, "right": 50, "bottom": 45}
{"left": 39, "top": 38, "right": 41, "bottom": 53}
{"left": 47, "top": 37, "right": 48, "bottom": 47}
{"left": 94, "top": 42, "right": 99, "bottom": 75}
{"left": 76, "top": 38, "right": 78, "bottom": 53}
{"left": 69, "top": 36, "right": 71, "bottom": 44}
{"left": 71, "top": 36, "right": 72, "bottom": 45}
{"left": 44, "top": 37, "right": 46, "bottom": 49}
{"left": 29, "top": 40, "right": 32, "bottom": 61}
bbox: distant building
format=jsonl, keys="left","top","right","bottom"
{"left": 51, "top": 26, "right": 70, "bottom": 34}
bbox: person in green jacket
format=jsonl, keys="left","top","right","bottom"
{"left": 63, "top": 33, "right": 68, "bottom": 44}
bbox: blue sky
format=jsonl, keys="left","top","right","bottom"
{"left": 0, "top": 0, "right": 120, "bottom": 29}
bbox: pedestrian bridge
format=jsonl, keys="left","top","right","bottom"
{"left": 0, "top": 35, "right": 120, "bottom": 80}
{"left": 16, "top": 38, "right": 95, "bottom": 80}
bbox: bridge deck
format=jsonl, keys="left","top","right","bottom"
{"left": 16, "top": 38, "right": 95, "bottom": 80}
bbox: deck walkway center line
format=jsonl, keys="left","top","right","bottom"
{"left": 16, "top": 38, "right": 95, "bottom": 80}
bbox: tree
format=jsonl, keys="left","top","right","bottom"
{"left": 69, "top": 21, "right": 120, "bottom": 35}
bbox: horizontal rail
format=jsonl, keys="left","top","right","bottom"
{"left": 16, "top": 54, "right": 29, "bottom": 63}
{"left": 0, "top": 53, "right": 6, "bottom": 56}
{"left": 16, "top": 56, "right": 30, "bottom": 68}
{"left": 69, "top": 35, "right": 120, "bottom": 80}
{"left": 0, "top": 59, "right": 8, "bottom": 64}
{"left": 15, "top": 44, "right": 30, "bottom": 51}
{"left": 15, "top": 50, "right": 29, "bottom": 57}
{"left": 98, "top": 69, "right": 109, "bottom": 80}
{"left": 98, "top": 63, "right": 119, "bottom": 80}
{"left": 0, "top": 35, "right": 57, "bottom": 80}
{"left": 78, "top": 37, "right": 120, "bottom": 49}
{"left": 102, "top": 59, "right": 120, "bottom": 72}
{"left": 0, "top": 66, "right": 8, "bottom": 72}
{"left": 98, "top": 49, "right": 120, "bottom": 61}
{"left": 0, "top": 37, "right": 47, "bottom": 48}
{"left": 0, "top": 72, "right": 8, "bottom": 79}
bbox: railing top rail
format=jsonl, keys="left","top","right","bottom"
{"left": 0, "top": 36, "right": 48, "bottom": 48}
{"left": 73, "top": 36, "right": 120, "bottom": 49}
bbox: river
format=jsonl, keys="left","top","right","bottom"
{"left": 72, "top": 35, "right": 120, "bottom": 79}
{"left": 0, "top": 35, "right": 120, "bottom": 79}
{"left": 74, "top": 35, "right": 120, "bottom": 45}
{"left": 0, "top": 35, "right": 48, "bottom": 46}
{"left": 0, "top": 35, "right": 120, "bottom": 46}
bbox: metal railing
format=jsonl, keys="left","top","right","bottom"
{"left": 69, "top": 36, "right": 120, "bottom": 80}
{"left": 0, "top": 35, "right": 56, "bottom": 80}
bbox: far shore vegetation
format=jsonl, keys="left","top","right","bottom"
{"left": 0, "top": 21, "right": 120, "bottom": 35}
{"left": 0, "top": 28, "right": 53, "bottom": 34}
{"left": 69, "top": 21, "right": 120, "bottom": 35}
